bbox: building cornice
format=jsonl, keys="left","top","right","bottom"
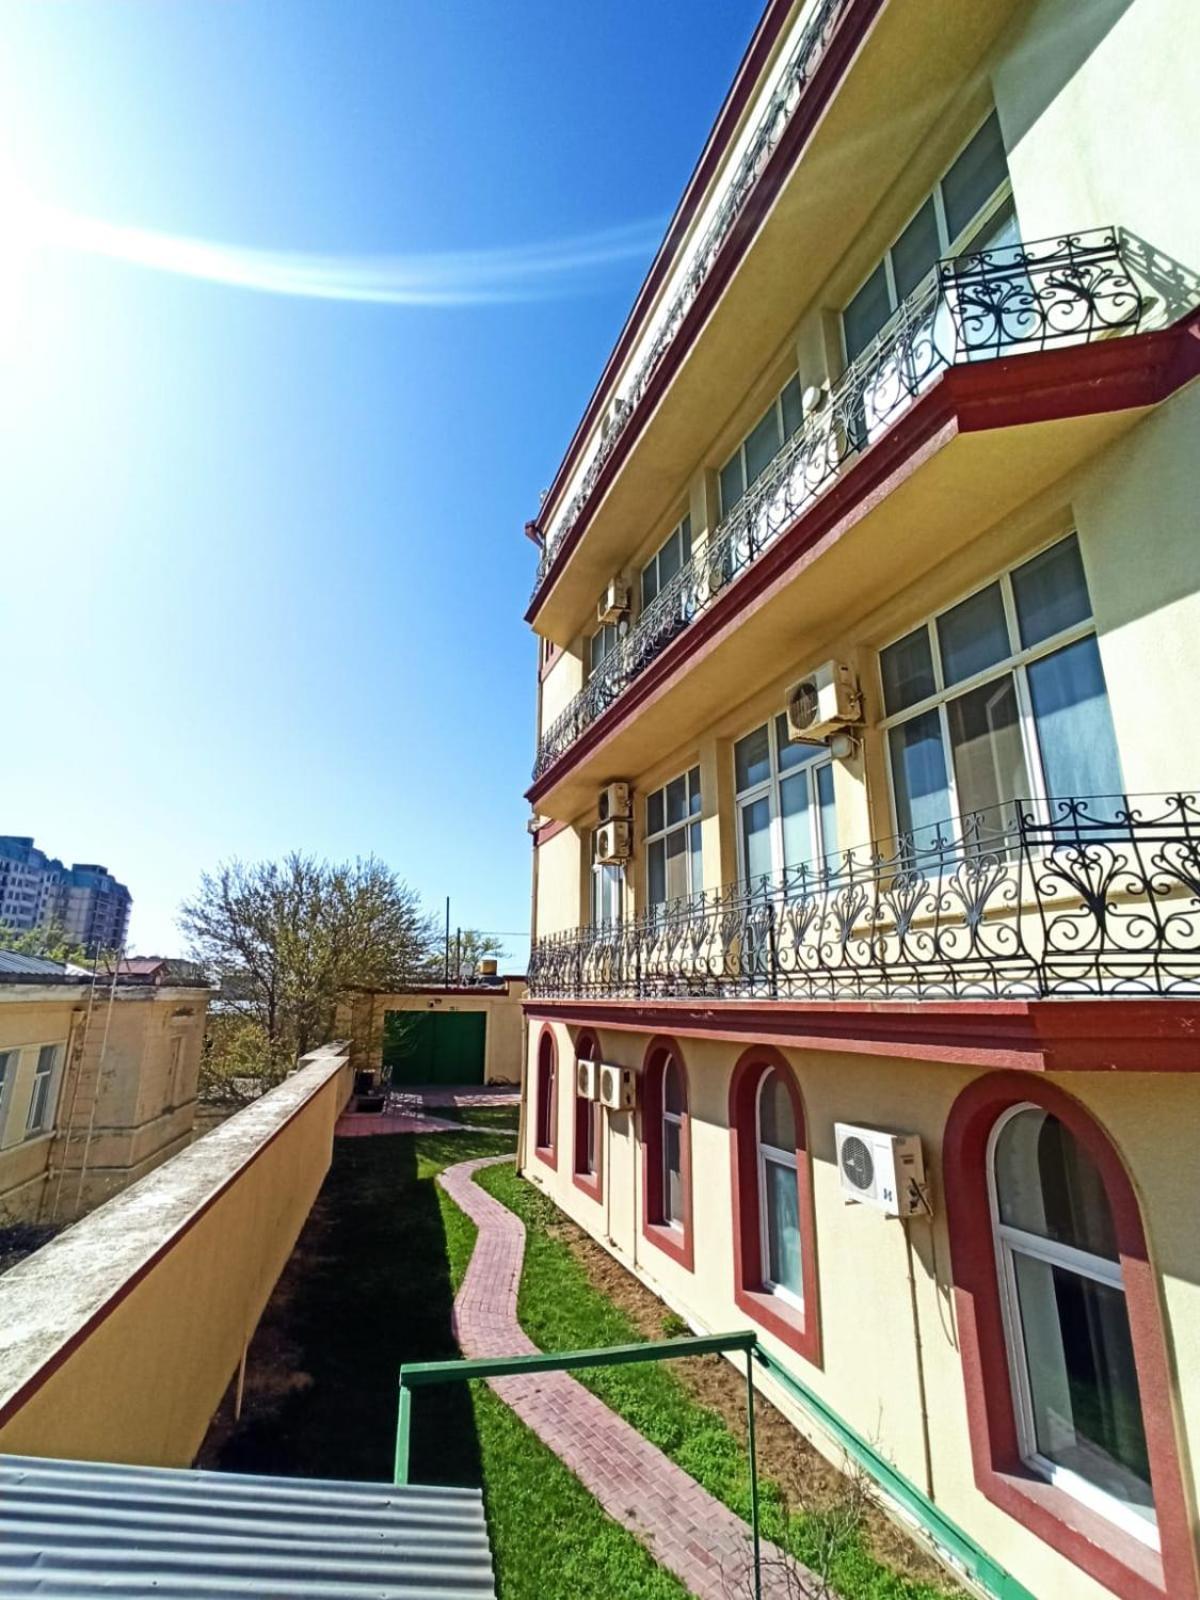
{"left": 523, "top": 997, "right": 1200, "bottom": 1073}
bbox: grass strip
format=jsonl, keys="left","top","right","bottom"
{"left": 475, "top": 1159, "right": 957, "bottom": 1600}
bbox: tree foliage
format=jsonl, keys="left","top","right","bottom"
{"left": 180, "top": 854, "right": 438, "bottom": 1065}
{"left": 0, "top": 920, "right": 93, "bottom": 967}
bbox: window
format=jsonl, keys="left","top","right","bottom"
{"left": 573, "top": 1032, "right": 602, "bottom": 1200}
{"left": 641, "top": 516, "right": 692, "bottom": 612}
{"left": 662, "top": 1056, "right": 685, "bottom": 1228}
{"left": 989, "top": 1105, "right": 1154, "bottom": 1543}
{"left": 944, "top": 1079, "right": 1194, "bottom": 1600}
{"left": 534, "top": 1029, "right": 557, "bottom": 1167}
{"left": 729, "top": 1052, "right": 820, "bottom": 1362}
{"left": 719, "top": 376, "right": 805, "bottom": 516}
{"left": 589, "top": 621, "right": 620, "bottom": 678}
{"left": 733, "top": 715, "right": 836, "bottom": 888}
{"left": 645, "top": 768, "right": 702, "bottom": 910}
{"left": 0, "top": 1050, "right": 13, "bottom": 1144}
{"left": 757, "top": 1070, "right": 803, "bottom": 1304}
{"left": 26, "top": 1044, "right": 60, "bottom": 1136}
{"left": 843, "top": 111, "right": 1013, "bottom": 364}
{"left": 641, "top": 1042, "right": 693, "bottom": 1270}
{"left": 879, "top": 534, "right": 1122, "bottom": 852}
{"left": 590, "top": 830, "right": 624, "bottom": 927}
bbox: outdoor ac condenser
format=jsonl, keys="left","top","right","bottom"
{"left": 834, "top": 1123, "right": 927, "bottom": 1218}
{"left": 598, "top": 1063, "right": 636, "bottom": 1112}
{"left": 576, "top": 1059, "right": 598, "bottom": 1101}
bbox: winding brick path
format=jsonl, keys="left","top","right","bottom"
{"left": 439, "top": 1155, "right": 825, "bottom": 1600}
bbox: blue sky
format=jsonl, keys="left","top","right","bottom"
{"left": 1, "top": 0, "right": 759, "bottom": 966}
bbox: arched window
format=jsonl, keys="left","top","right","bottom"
{"left": 944, "top": 1076, "right": 1194, "bottom": 1600}
{"left": 534, "top": 1029, "right": 556, "bottom": 1168}
{"left": 572, "top": 1032, "right": 602, "bottom": 1201}
{"left": 662, "top": 1056, "right": 686, "bottom": 1227}
{"left": 756, "top": 1069, "right": 803, "bottom": 1305}
{"left": 729, "top": 1051, "right": 819, "bottom": 1363}
{"left": 989, "top": 1104, "right": 1153, "bottom": 1543}
{"left": 641, "top": 1041, "right": 693, "bottom": 1270}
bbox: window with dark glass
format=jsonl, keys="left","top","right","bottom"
{"left": 642, "top": 516, "right": 692, "bottom": 611}
{"left": 645, "top": 768, "right": 702, "bottom": 909}
{"left": 719, "top": 376, "right": 805, "bottom": 516}
{"left": 733, "top": 715, "right": 836, "bottom": 888}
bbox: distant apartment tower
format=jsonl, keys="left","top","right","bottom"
{"left": 0, "top": 837, "right": 132, "bottom": 955}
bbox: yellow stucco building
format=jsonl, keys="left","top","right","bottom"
{"left": 0, "top": 958, "right": 210, "bottom": 1226}
{"left": 520, "top": 3, "right": 1200, "bottom": 1597}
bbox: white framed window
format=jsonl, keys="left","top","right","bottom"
{"left": 589, "top": 621, "right": 620, "bottom": 678}
{"left": 988, "top": 1104, "right": 1157, "bottom": 1545}
{"left": 590, "top": 830, "right": 624, "bottom": 928}
{"left": 733, "top": 715, "right": 837, "bottom": 888}
{"left": 842, "top": 110, "right": 1015, "bottom": 365}
{"left": 0, "top": 1050, "right": 14, "bottom": 1144}
{"left": 719, "top": 375, "right": 805, "bottom": 517}
{"left": 879, "top": 533, "right": 1123, "bottom": 853}
{"left": 661, "top": 1055, "right": 685, "bottom": 1228}
{"left": 645, "top": 767, "right": 703, "bottom": 910}
{"left": 25, "top": 1043, "right": 62, "bottom": 1137}
{"left": 756, "top": 1069, "right": 803, "bottom": 1305}
{"left": 641, "top": 516, "right": 692, "bottom": 612}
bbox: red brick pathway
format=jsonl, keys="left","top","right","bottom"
{"left": 439, "top": 1155, "right": 826, "bottom": 1600}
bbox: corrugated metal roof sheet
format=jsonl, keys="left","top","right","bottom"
{"left": 0, "top": 951, "right": 71, "bottom": 976}
{"left": 0, "top": 1454, "right": 497, "bottom": 1598}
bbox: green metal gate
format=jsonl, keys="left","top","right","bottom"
{"left": 382, "top": 1010, "right": 487, "bottom": 1086}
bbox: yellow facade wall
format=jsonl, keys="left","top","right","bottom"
{"left": 522, "top": 1020, "right": 1200, "bottom": 1600}
{"left": 0, "top": 1046, "right": 351, "bottom": 1467}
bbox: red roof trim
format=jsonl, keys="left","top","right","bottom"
{"left": 528, "top": 0, "right": 885, "bottom": 617}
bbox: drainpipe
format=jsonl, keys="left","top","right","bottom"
{"left": 903, "top": 1217, "right": 936, "bottom": 1501}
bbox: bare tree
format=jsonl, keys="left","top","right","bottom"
{"left": 180, "top": 854, "right": 437, "bottom": 1072}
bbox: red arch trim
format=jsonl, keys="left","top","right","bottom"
{"left": 943, "top": 1073, "right": 1196, "bottom": 1600}
{"left": 572, "top": 1029, "right": 603, "bottom": 1202}
{"left": 533, "top": 1023, "right": 558, "bottom": 1171}
{"left": 727, "top": 1046, "right": 821, "bottom": 1366}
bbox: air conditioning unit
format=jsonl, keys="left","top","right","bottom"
{"left": 704, "top": 554, "right": 729, "bottom": 599}
{"left": 598, "top": 781, "right": 632, "bottom": 823}
{"left": 595, "top": 820, "right": 632, "bottom": 863}
{"left": 598, "top": 1063, "right": 636, "bottom": 1112}
{"left": 785, "top": 661, "right": 861, "bottom": 742}
{"left": 577, "top": 1059, "right": 598, "bottom": 1101}
{"left": 834, "top": 1123, "right": 928, "bottom": 1218}
{"left": 597, "top": 579, "right": 631, "bottom": 625}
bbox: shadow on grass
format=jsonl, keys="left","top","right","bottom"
{"left": 202, "top": 1133, "right": 481, "bottom": 1488}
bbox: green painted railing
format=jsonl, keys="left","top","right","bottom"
{"left": 395, "top": 1329, "right": 1038, "bottom": 1600}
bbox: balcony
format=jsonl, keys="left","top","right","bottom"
{"left": 533, "top": 227, "right": 1156, "bottom": 786}
{"left": 527, "top": 792, "right": 1200, "bottom": 1003}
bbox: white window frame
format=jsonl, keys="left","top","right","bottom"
{"left": 24, "top": 1042, "right": 64, "bottom": 1139}
{"left": 986, "top": 1104, "right": 1159, "bottom": 1548}
{"left": 841, "top": 110, "right": 1016, "bottom": 367}
{"left": 877, "top": 532, "right": 1114, "bottom": 846}
{"left": 661, "top": 1056, "right": 685, "bottom": 1231}
{"left": 645, "top": 767, "right": 703, "bottom": 911}
{"left": 718, "top": 375, "right": 804, "bottom": 518}
{"left": 590, "top": 830, "right": 624, "bottom": 929}
{"left": 756, "top": 1070, "right": 802, "bottom": 1309}
{"left": 733, "top": 714, "right": 836, "bottom": 887}
{"left": 0, "top": 1049, "right": 15, "bottom": 1145}
{"left": 641, "top": 514, "right": 693, "bottom": 614}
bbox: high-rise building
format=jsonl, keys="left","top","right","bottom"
{"left": 521, "top": 5, "right": 1200, "bottom": 1598}
{"left": 0, "top": 837, "right": 132, "bottom": 955}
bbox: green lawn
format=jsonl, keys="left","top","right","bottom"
{"left": 471, "top": 1160, "right": 959, "bottom": 1600}
{"left": 448, "top": 1102, "right": 521, "bottom": 1133}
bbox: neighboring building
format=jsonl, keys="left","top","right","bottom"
{"left": 0, "top": 954, "right": 210, "bottom": 1224}
{"left": 521, "top": 7, "right": 1200, "bottom": 1600}
{"left": 339, "top": 976, "right": 527, "bottom": 1087}
{"left": 0, "top": 837, "right": 132, "bottom": 955}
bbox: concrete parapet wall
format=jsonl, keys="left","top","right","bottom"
{"left": 0, "top": 1043, "right": 351, "bottom": 1466}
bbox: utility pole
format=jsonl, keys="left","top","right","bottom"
{"left": 443, "top": 897, "right": 450, "bottom": 986}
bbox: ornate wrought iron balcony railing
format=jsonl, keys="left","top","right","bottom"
{"left": 533, "top": 226, "right": 1144, "bottom": 781}
{"left": 531, "top": 0, "right": 851, "bottom": 598}
{"left": 527, "top": 793, "right": 1200, "bottom": 1002}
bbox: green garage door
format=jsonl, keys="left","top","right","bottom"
{"left": 382, "top": 1010, "right": 487, "bottom": 1087}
